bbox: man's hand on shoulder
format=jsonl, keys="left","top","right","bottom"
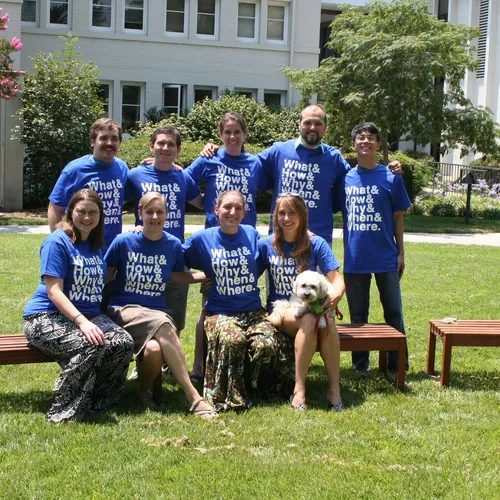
{"left": 388, "top": 160, "right": 402, "bottom": 174}
{"left": 201, "top": 143, "right": 219, "bottom": 158}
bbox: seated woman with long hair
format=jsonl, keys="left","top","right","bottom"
{"left": 104, "top": 192, "right": 217, "bottom": 419}
{"left": 183, "top": 190, "right": 277, "bottom": 413}
{"left": 259, "top": 193, "right": 345, "bottom": 411}
{"left": 23, "top": 189, "right": 134, "bottom": 423}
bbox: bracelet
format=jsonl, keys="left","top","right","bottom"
{"left": 73, "top": 313, "right": 83, "bottom": 323}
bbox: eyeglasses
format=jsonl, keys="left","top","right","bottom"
{"left": 355, "top": 134, "right": 379, "bottom": 143}
{"left": 277, "top": 191, "right": 302, "bottom": 199}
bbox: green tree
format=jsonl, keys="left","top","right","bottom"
{"left": 283, "top": 0, "right": 499, "bottom": 162}
{"left": 13, "top": 35, "right": 103, "bottom": 207}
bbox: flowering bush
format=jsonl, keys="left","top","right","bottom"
{"left": 412, "top": 173, "right": 500, "bottom": 218}
{"left": 0, "top": 8, "right": 22, "bottom": 100}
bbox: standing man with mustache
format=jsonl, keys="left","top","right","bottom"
{"left": 48, "top": 118, "right": 128, "bottom": 249}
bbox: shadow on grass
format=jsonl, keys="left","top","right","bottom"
{"left": 418, "top": 369, "right": 500, "bottom": 391}
{"left": 0, "top": 389, "right": 53, "bottom": 414}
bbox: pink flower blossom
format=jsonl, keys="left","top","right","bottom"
{"left": 10, "top": 37, "right": 22, "bottom": 51}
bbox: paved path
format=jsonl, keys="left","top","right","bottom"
{"left": 1, "top": 224, "right": 500, "bottom": 246}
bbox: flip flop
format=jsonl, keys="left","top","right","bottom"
{"left": 290, "top": 394, "right": 306, "bottom": 411}
{"left": 189, "top": 398, "right": 218, "bottom": 420}
{"left": 328, "top": 400, "right": 343, "bottom": 412}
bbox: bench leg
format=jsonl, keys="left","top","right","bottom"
{"left": 153, "top": 372, "right": 163, "bottom": 400}
{"left": 441, "top": 335, "right": 452, "bottom": 387}
{"left": 395, "top": 340, "right": 406, "bottom": 390}
{"left": 378, "top": 350, "right": 388, "bottom": 374}
{"left": 426, "top": 327, "right": 437, "bottom": 375}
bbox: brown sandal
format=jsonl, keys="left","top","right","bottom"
{"left": 189, "top": 398, "right": 218, "bottom": 420}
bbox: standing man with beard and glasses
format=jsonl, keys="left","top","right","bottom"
{"left": 48, "top": 118, "right": 128, "bottom": 249}
{"left": 258, "top": 105, "right": 349, "bottom": 244}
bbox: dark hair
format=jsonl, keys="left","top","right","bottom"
{"left": 59, "top": 189, "right": 105, "bottom": 251}
{"left": 218, "top": 112, "right": 247, "bottom": 136}
{"left": 300, "top": 104, "right": 328, "bottom": 126}
{"left": 150, "top": 126, "right": 182, "bottom": 147}
{"left": 351, "top": 122, "right": 381, "bottom": 142}
{"left": 272, "top": 194, "right": 311, "bottom": 273}
{"left": 89, "top": 118, "right": 122, "bottom": 143}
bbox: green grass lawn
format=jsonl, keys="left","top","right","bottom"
{"left": 2, "top": 211, "right": 500, "bottom": 234}
{"left": 0, "top": 235, "right": 499, "bottom": 498}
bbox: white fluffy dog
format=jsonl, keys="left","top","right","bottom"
{"left": 268, "top": 270, "right": 335, "bottom": 328}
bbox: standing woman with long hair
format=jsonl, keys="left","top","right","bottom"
{"left": 23, "top": 189, "right": 134, "bottom": 423}
{"left": 183, "top": 190, "right": 277, "bottom": 412}
{"left": 259, "top": 193, "right": 345, "bottom": 411}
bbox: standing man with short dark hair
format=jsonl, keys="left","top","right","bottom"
{"left": 48, "top": 118, "right": 128, "bottom": 249}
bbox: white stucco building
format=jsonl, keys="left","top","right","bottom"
{"left": 0, "top": 0, "right": 498, "bottom": 208}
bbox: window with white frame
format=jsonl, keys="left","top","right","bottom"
{"left": 163, "top": 85, "right": 185, "bottom": 115}
{"left": 267, "top": 3, "right": 287, "bottom": 43}
{"left": 165, "top": 0, "right": 187, "bottom": 36}
{"left": 194, "top": 86, "right": 216, "bottom": 103}
{"left": 49, "top": 0, "right": 69, "bottom": 26}
{"left": 121, "top": 84, "right": 142, "bottom": 131}
{"left": 21, "top": 0, "right": 38, "bottom": 25}
{"left": 197, "top": 0, "right": 218, "bottom": 38}
{"left": 124, "top": 0, "right": 145, "bottom": 32}
{"left": 264, "top": 91, "right": 284, "bottom": 108}
{"left": 98, "top": 83, "right": 112, "bottom": 117}
{"left": 237, "top": 2, "right": 259, "bottom": 41}
{"left": 91, "top": 0, "right": 113, "bottom": 30}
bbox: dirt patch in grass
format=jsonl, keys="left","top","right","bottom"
{"left": 0, "top": 209, "right": 47, "bottom": 219}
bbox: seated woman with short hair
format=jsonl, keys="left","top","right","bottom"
{"left": 104, "top": 192, "right": 217, "bottom": 420}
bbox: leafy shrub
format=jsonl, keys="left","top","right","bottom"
{"left": 184, "top": 93, "right": 274, "bottom": 145}
{"left": 13, "top": 36, "right": 103, "bottom": 208}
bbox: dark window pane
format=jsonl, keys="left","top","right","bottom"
{"left": 123, "top": 85, "right": 141, "bottom": 105}
{"left": 122, "top": 106, "right": 141, "bottom": 131}
{"left": 125, "top": 9, "right": 143, "bottom": 30}
{"left": 21, "top": 1, "right": 37, "bottom": 23}
{"left": 167, "top": 0, "right": 185, "bottom": 12}
{"left": 264, "top": 93, "right": 281, "bottom": 107}
{"left": 197, "top": 15, "right": 215, "bottom": 35}
{"left": 194, "top": 89, "right": 213, "bottom": 102}
{"left": 198, "top": 0, "right": 215, "bottom": 14}
{"left": 50, "top": 2, "right": 68, "bottom": 25}
{"left": 164, "top": 87, "right": 179, "bottom": 107}
{"left": 166, "top": 12, "right": 184, "bottom": 32}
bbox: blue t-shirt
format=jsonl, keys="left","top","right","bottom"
{"left": 183, "top": 225, "right": 262, "bottom": 314}
{"left": 49, "top": 155, "right": 128, "bottom": 249}
{"left": 258, "top": 235, "right": 340, "bottom": 308}
{"left": 342, "top": 165, "right": 412, "bottom": 273}
{"left": 126, "top": 164, "right": 200, "bottom": 243}
{"left": 23, "top": 229, "right": 105, "bottom": 317}
{"left": 104, "top": 232, "right": 184, "bottom": 311}
{"left": 185, "top": 149, "right": 268, "bottom": 228}
{"left": 258, "top": 140, "right": 350, "bottom": 244}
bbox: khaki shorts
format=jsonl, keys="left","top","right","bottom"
{"left": 107, "top": 304, "right": 176, "bottom": 358}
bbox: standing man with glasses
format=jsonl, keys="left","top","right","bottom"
{"left": 342, "top": 122, "right": 411, "bottom": 374}
{"left": 48, "top": 118, "right": 128, "bottom": 249}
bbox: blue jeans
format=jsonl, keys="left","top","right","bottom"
{"left": 344, "top": 271, "right": 408, "bottom": 371}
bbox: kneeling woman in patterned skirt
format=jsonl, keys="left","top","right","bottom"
{"left": 23, "top": 189, "right": 134, "bottom": 423}
{"left": 105, "top": 192, "right": 217, "bottom": 420}
{"left": 183, "top": 190, "right": 277, "bottom": 412}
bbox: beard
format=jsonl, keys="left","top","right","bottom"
{"left": 301, "top": 131, "right": 322, "bottom": 146}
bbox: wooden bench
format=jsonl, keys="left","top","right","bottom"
{"left": 426, "top": 319, "right": 500, "bottom": 387}
{"left": 337, "top": 323, "right": 407, "bottom": 390}
{"left": 0, "top": 334, "right": 163, "bottom": 398}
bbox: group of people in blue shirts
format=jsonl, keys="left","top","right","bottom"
{"left": 23, "top": 105, "right": 411, "bottom": 423}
